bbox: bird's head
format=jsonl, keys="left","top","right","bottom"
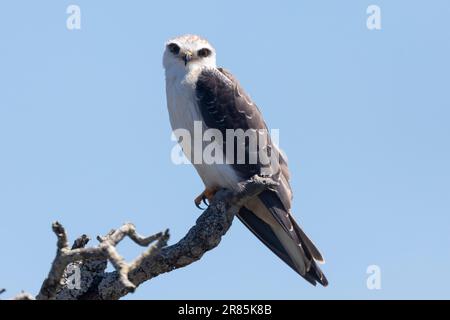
{"left": 163, "top": 34, "right": 216, "bottom": 74}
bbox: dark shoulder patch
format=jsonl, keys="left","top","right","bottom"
{"left": 195, "top": 68, "right": 265, "bottom": 178}
{"left": 196, "top": 68, "right": 249, "bottom": 132}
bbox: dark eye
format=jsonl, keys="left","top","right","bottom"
{"left": 167, "top": 43, "right": 180, "bottom": 55}
{"left": 197, "top": 48, "right": 212, "bottom": 58}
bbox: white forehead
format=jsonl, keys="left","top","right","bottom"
{"left": 166, "top": 34, "right": 214, "bottom": 51}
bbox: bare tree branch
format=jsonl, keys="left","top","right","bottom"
{"left": 20, "top": 175, "right": 276, "bottom": 300}
{"left": 36, "top": 223, "right": 168, "bottom": 300}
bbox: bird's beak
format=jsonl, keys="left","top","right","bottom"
{"left": 183, "top": 51, "right": 193, "bottom": 66}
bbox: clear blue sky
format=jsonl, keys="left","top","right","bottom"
{"left": 0, "top": 1, "right": 449, "bottom": 299}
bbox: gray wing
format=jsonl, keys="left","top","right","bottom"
{"left": 195, "top": 67, "right": 327, "bottom": 286}
{"left": 196, "top": 68, "right": 291, "bottom": 205}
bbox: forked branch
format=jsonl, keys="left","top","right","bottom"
{"left": 20, "top": 175, "right": 276, "bottom": 300}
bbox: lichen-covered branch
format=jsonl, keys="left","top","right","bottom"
{"left": 28, "top": 175, "right": 276, "bottom": 300}
{"left": 36, "top": 223, "right": 168, "bottom": 300}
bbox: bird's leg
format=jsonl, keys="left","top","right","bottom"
{"left": 194, "top": 187, "right": 219, "bottom": 210}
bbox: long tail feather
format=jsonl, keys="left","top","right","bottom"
{"left": 237, "top": 206, "right": 328, "bottom": 286}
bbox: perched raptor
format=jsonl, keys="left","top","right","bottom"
{"left": 163, "top": 34, "right": 327, "bottom": 286}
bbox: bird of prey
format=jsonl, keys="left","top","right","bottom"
{"left": 163, "top": 34, "right": 327, "bottom": 286}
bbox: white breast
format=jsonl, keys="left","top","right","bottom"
{"left": 165, "top": 67, "right": 242, "bottom": 191}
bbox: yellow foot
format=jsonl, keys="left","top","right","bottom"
{"left": 194, "top": 187, "right": 219, "bottom": 210}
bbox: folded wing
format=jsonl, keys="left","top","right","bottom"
{"left": 195, "top": 67, "right": 327, "bottom": 286}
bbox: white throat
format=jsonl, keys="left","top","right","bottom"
{"left": 164, "top": 58, "right": 216, "bottom": 84}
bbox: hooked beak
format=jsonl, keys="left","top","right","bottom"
{"left": 183, "top": 51, "right": 193, "bottom": 66}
